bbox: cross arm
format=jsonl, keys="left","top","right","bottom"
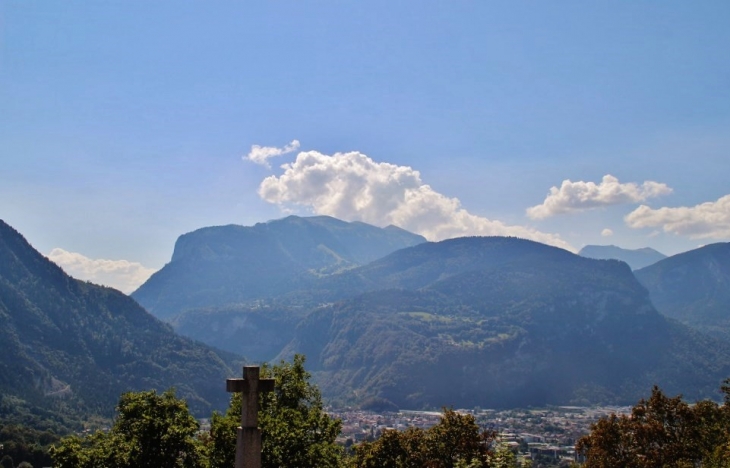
{"left": 226, "top": 377, "right": 276, "bottom": 393}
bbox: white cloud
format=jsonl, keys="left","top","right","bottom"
{"left": 258, "top": 150, "right": 573, "bottom": 251}
{"left": 244, "top": 140, "right": 301, "bottom": 168}
{"left": 47, "top": 248, "right": 156, "bottom": 294}
{"left": 625, "top": 194, "right": 730, "bottom": 239}
{"left": 526, "top": 174, "right": 672, "bottom": 219}
{"left": 601, "top": 228, "right": 614, "bottom": 237}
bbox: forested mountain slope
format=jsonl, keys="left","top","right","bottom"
{"left": 0, "top": 220, "right": 235, "bottom": 432}
{"left": 169, "top": 237, "right": 582, "bottom": 361}
{"left": 277, "top": 238, "right": 730, "bottom": 409}
{"left": 128, "top": 227, "right": 730, "bottom": 409}
{"left": 635, "top": 242, "right": 730, "bottom": 339}
{"left": 311, "top": 236, "right": 580, "bottom": 298}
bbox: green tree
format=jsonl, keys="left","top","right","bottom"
{"left": 0, "top": 423, "right": 57, "bottom": 468}
{"left": 350, "top": 408, "right": 498, "bottom": 468}
{"left": 51, "top": 389, "right": 203, "bottom": 468}
{"left": 427, "top": 408, "right": 493, "bottom": 467}
{"left": 208, "top": 355, "right": 342, "bottom": 468}
{"left": 576, "top": 384, "right": 730, "bottom": 468}
{"left": 575, "top": 413, "right": 635, "bottom": 467}
{"left": 351, "top": 427, "right": 428, "bottom": 468}
{"left": 51, "top": 435, "right": 95, "bottom": 468}
{"left": 485, "top": 445, "right": 517, "bottom": 468}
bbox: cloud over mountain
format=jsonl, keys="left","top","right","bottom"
{"left": 625, "top": 194, "right": 730, "bottom": 239}
{"left": 527, "top": 175, "right": 672, "bottom": 219}
{"left": 47, "top": 248, "right": 156, "bottom": 294}
{"left": 244, "top": 140, "right": 301, "bottom": 168}
{"left": 257, "top": 149, "right": 572, "bottom": 250}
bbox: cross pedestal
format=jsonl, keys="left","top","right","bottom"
{"left": 226, "top": 366, "right": 275, "bottom": 468}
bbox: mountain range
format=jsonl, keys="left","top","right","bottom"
{"left": 132, "top": 215, "right": 425, "bottom": 319}
{"left": 279, "top": 237, "right": 729, "bottom": 408}
{"left": 579, "top": 244, "right": 667, "bottom": 270}
{"left": 5, "top": 212, "right": 730, "bottom": 420}
{"left": 0, "top": 219, "right": 236, "bottom": 436}
{"left": 132, "top": 218, "right": 730, "bottom": 409}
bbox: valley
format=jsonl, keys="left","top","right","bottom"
{"left": 3, "top": 215, "right": 730, "bottom": 466}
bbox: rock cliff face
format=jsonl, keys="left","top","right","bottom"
{"left": 0, "top": 219, "right": 235, "bottom": 423}
{"left": 635, "top": 242, "right": 730, "bottom": 339}
{"left": 132, "top": 215, "right": 425, "bottom": 319}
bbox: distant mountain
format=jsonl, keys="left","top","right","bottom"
{"left": 634, "top": 243, "right": 730, "bottom": 339}
{"left": 131, "top": 223, "right": 730, "bottom": 409}
{"left": 168, "top": 236, "right": 580, "bottom": 362}
{"left": 579, "top": 244, "right": 666, "bottom": 270}
{"left": 0, "top": 219, "right": 236, "bottom": 433}
{"left": 276, "top": 238, "right": 730, "bottom": 409}
{"left": 132, "top": 216, "right": 425, "bottom": 319}
{"left": 315, "top": 236, "right": 580, "bottom": 298}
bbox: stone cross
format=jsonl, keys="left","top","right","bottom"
{"left": 226, "top": 366, "right": 275, "bottom": 468}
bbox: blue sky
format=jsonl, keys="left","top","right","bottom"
{"left": 2, "top": 2, "right": 729, "bottom": 292}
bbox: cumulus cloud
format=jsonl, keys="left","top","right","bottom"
{"left": 601, "top": 228, "right": 614, "bottom": 237}
{"left": 245, "top": 140, "right": 301, "bottom": 168}
{"left": 625, "top": 194, "right": 730, "bottom": 239}
{"left": 258, "top": 150, "right": 573, "bottom": 250}
{"left": 47, "top": 248, "right": 156, "bottom": 294}
{"left": 526, "top": 175, "right": 672, "bottom": 219}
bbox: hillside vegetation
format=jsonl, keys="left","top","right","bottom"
{"left": 635, "top": 242, "right": 730, "bottom": 339}
{"left": 280, "top": 238, "right": 730, "bottom": 408}
{"left": 0, "top": 219, "right": 236, "bottom": 436}
{"left": 133, "top": 223, "right": 730, "bottom": 409}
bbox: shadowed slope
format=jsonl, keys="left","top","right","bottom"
{"left": 635, "top": 243, "right": 730, "bottom": 339}
{"left": 279, "top": 238, "right": 730, "bottom": 408}
{"left": 0, "top": 219, "right": 235, "bottom": 428}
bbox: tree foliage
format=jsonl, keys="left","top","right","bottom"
{"left": 0, "top": 421, "right": 58, "bottom": 468}
{"left": 576, "top": 381, "right": 730, "bottom": 467}
{"left": 350, "top": 408, "right": 499, "bottom": 468}
{"left": 0, "top": 219, "right": 234, "bottom": 439}
{"left": 51, "top": 389, "right": 203, "bottom": 468}
{"left": 49, "top": 355, "right": 341, "bottom": 468}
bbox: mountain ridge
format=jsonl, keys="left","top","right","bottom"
{"left": 275, "top": 238, "right": 730, "bottom": 408}
{"left": 0, "top": 219, "right": 236, "bottom": 429}
{"left": 132, "top": 215, "right": 426, "bottom": 319}
{"left": 106, "top": 218, "right": 730, "bottom": 409}
{"left": 635, "top": 242, "right": 730, "bottom": 339}
{"left": 579, "top": 244, "right": 667, "bottom": 270}
{"left": 147, "top": 228, "right": 730, "bottom": 409}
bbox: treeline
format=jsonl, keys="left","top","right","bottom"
{"left": 45, "top": 355, "right": 519, "bottom": 468}
{"left": 11, "top": 356, "right": 730, "bottom": 468}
